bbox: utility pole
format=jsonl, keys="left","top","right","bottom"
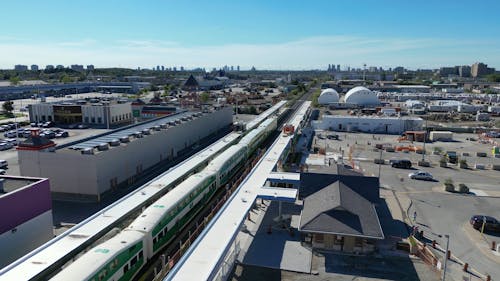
{"left": 378, "top": 149, "right": 383, "bottom": 178}
{"left": 442, "top": 234, "right": 450, "bottom": 281}
{"left": 422, "top": 118, "right": 427, "bottom": 162}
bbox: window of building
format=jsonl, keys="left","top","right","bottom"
{"left": 355, "top": 237, "right": 364, "bottom": 247}
{"left": 84, "top": 117, "right": 89, "bottom": 123}
{"left": 123, "top": 264, "right": 129, "bottom": 274}
{"left": 91, "top": 117, "right": 95, "bottom": 123}
{"left": 131, "top": 255, "right": 138, "bottom": 266}
{"left": 98, "top": 117, "right": 102, "bottom": 124}
{"left": 314, "top": 234, "right": 324, "bottom": 243}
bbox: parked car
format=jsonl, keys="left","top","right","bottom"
{"left": 390, "top": 159, "right": 412, "bottom": 169}
{"left": 77, "top": 124, "right": 89, "bottom": 129}
{"left": 55, "top": 131, "right": 69, "bottom": 138}
{"left": 327, "top": 134, "right": 339, "bottom": 140}
{"left": 0, "top": 160, "right": 8, "bottom": 169}
{"left": 408, "top": 170, "right": 434, "bottom": 181}
{"left": 4, "top": 131, "right": 16, "bottom": 138}
{"left": 42, "top": 121, "right": 54, "bottom": 128}
{"left": 23, "top": 131, "right": 32, "bottom": 138}
{"left": 0, "top": 169, "right": 5, "bottom": 175}
{"left": 446, "top": 151, "right": 458, "bottom": 164}
{"left": 0, "top": 142, "right": 14, "bottom": 151}
{"left": 470, "top": 215, "right": 500, "bottom": 232}
{"left": 30, "top": 123, "right": 37, "bottom": 127}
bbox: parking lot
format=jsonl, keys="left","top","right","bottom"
{"left": 0, "top": 125, "right": 109, "bottom": 176}
{"left": 311, "top": 129, "right": 500, "bottom": 278}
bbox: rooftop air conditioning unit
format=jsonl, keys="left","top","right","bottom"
{"left": 109, "top": 139, "right": 120, "bottom": 146}
{"left": 142, "top": 129, "right": 151, "bottom": 135}
{"left": 81, "top": 148, "right": 94, "bottom": 155}
{"left": 120, "top": 136, "right": 130, "bottom": 143}
{"left": 98, "top": 143, "right": 109, "bottom": 151}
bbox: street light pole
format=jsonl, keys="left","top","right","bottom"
{"left": 378, "top": 149, "right": 383, "bottom": 178}
{"left": 442, "top": 234, "right": 450, "bottom": 281}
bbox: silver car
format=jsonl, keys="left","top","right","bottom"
{"left": 408, "top": 170, "right": 434, "bottom": 181}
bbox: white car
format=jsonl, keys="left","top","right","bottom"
{"left": 0, "top": 160, "right": 7, "bottom": 169}
{"left": 408, "top": 170, "right": 434, "bottom": 181}
{"left": 0, "top": 169, "right": 5, "bottom": 175}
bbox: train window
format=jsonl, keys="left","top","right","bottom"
{"left": 123, "top": 264, "right": 129, "bottom": 274}
{"left": 153, "top": 237, "right": 158, "bottom": 244}
{"left": 139, "top": 251, "right": 144, "bottom": 260}
{"left": 131, "top": 256, "right": 138, "bottom": 266}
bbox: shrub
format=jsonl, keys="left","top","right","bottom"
{"left": 458, "top": 183, "right": 469, "bottom": 193}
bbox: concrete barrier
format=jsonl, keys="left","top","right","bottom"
{"left": 492, "top": 165, "right": 500, "bottom": 171}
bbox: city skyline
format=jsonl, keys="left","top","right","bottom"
{"left": 1, "top": 0, "right": 500, "bottom": 70}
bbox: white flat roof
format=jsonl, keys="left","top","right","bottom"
{"left": 267, "top": 172, "right": 300, "bottom": 182}
{"left": 0, "top": 132, "right": 240, "bottom": 281}
{"left": 166, "top": 101, "right": 310, "bottom": 281}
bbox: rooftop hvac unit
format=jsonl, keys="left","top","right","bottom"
{"left": 153, "top": 125, "right": 161, "bottom": 131}
{"left": 133, "top": 132, "right": 143, "bottom": 138}
{"left": 160, "top": 123, "right": 168, "bottom": 129}
{"left": 81, "top": 147, "right": 94, "bottom": 155}
{"left": 109, "top": 139, "right": 120, "bottom": 146}
{"left": 120, "top": 136, "right": 130, "bottom": 143}
{"left": 98, "top": 143, "right": 109, "bottom": 151}
{"left": 175, "top": 119, "right": 181, "bottom": 124}
{"left": 181, "top": 117, "right": 189, "bottom": 121}
{"left": 142, "top": 129, "right": 151, "bottom": 135}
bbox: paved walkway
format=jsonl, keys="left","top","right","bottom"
{"left": 237, "top": 200, "right": 312, "bottom": 274}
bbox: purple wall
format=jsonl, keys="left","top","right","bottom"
{"left": 0, "top": 179, "right": 51, "bottom": 235}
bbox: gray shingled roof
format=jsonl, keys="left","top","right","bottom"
{"left": 299, "top": 180, "right": 384, "bottom": 239}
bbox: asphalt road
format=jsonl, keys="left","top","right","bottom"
{"left": 321, "top": 131, "right": 500, "bottom": 278}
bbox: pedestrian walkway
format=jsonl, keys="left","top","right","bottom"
{"left": 237, "top": 200, "right": 312, "bottom": 274}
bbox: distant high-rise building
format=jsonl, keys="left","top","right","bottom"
{"left": 45, "top": 65, "right": 54, "bottom": 70}
{"left": 394, "top": 66, "right": 405, "bottom": 73}
{"left": 173, "top": 67, "right": 177, "bottom": 72}
{"left": 87, "top": 65, "right": 95, "bottom": 71}
{"left": 368, "top": 66, "right": 377, "bottom": 72}
{"left": 30, "top": 64, "right": 39, "bottom": 71}
{"left": 14, "top": 65, "right": 28, "bottom": 71}
{"left": 237, "top": 65, "right": 240, "bottom": 71}
{"left": 471, "top": 62, "right": 495, "bottom": 78}
{"left": 156, "top": 65, "right": 160, "bottom": 71}
{"left": 336, "top": 65, "right": 340, "bottom": 72}
{"left": 70, "top": 64, "right": 84, "bottom": 72}
{"left": 230, "top": 66, "right": 234, "bottom": 71}
{"left": 458, "top": 65, "right": 471, "bottom": 77}
{"left": 161, "top": 66, "right": 165, "bottom": 71}
{"left": 439, "top": 67, "right": 457, "bottom": 77}
{"left": 180, "top": 66, "right": 184, "bottom": 71}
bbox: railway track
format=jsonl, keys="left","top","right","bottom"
{"left": 135, "top": 92, "right": 311, "bottom": 281}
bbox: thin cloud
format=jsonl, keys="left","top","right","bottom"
{"left": 0, "top": 35, "right": 498, "bottom": 70}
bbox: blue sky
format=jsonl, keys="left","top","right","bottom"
{"left": 1, "top": 0, "right": 499, "bottom": 70}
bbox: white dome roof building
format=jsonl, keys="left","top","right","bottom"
{"left": 344, "top": 86, "right": 380, "bottom": 106}
{"left": 317, "top": 88, "right": 339, "bottom": 104}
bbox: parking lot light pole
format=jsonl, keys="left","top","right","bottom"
{"left": 442, "top": 234, "right": 450, "bottom": 281}
{"left": 378, "top": 149, "right": 383, "bottom": 178}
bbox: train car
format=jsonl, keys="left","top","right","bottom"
{"left": 239, "top": 117, "right": 277, "bottom": 156}
{"left": 51, "top": 122, "right": 275, "bottom": 281}
{"left": 204, "top": 145, "right": 247, "bottom": 187}
{"left": 51, "top": 230, "right": 146, "bottom": 281}
{"left": 127, "top": 170, "right": 217, "bottom": 258}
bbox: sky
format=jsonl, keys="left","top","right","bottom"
{"left": 1, "top": 0, "right": 500, "bottom": 70}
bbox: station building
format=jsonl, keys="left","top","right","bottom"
{"left": 0, "top": 176, "right": 52, "bottom": 267}
{"left": 18, "top": 107, "right": 233, "bottom": 201}
{"left": 28, "top": 98, "right": 133, "bottom": 128}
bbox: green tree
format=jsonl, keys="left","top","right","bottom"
{"left": 9, "top": 76, "right": 21, "bottom": 85}
{"left": 2, "top": 101, "right": 14, "bottom": 114}
{"left": 200, "top": 92, "right": 210, "bottom": 103}
{"left": 60, "top": 75, "right": 72, "bottom": 83}
{"left": 249, "top": 105, "right": 257, "bottom": 115}
{"left": 486, "top": 73, "right": 500, "bottom": 83}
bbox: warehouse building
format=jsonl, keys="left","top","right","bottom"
{"left": 0, "top": 176, "right": 52, "bottom": 267}
{"left": 313, "top": 115, "right": 423, "bottom": 134}
{"left": 28, "top": 98, "right": 132, "bottom": 128}
{"left": 18, "top": 107, "right": 233, "bottom": 201}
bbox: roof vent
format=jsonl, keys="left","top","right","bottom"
{"left": 109, "top": 139, "right": 120, "bottom": 146}
{"left": 98, "top": 143, "right": 109, "bottom": 151}
{"left": 119, "top": 136, "right": 130, "bottom": 143}
{"left": 81, "top": 148, "right": 94, "bottom": 155}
